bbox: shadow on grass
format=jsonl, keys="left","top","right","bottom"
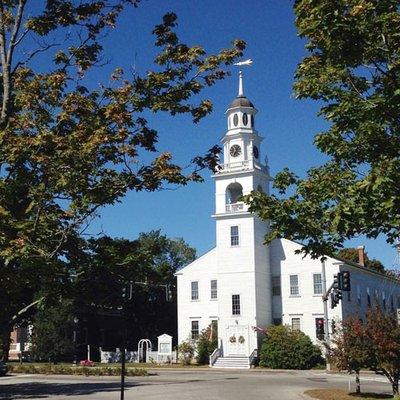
{"left": 349, "top": 394, "right": 393, "bottom": 399}
{"left": 0, "top": 376, "right": 240, "bottom": 399}
{"left": 305, "top": 389, "right": 393, "bottom": 400}
{"left": 0, "top": 381, "right": 137, "bottom": 399}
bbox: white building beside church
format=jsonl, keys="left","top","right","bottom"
{"left": 176, "top": 71, "right": 400, "bottom": 368}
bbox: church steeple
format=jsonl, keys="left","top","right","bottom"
{"left": 213, "top": 69, "right": 270, "bottom": 217}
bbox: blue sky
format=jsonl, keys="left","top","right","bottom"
{"left": 73, "top": 0, "right": 398, "bottom": 267}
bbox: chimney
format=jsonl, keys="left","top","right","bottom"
{"left": 357, "top": 245, "right": 365, "bottom": 266}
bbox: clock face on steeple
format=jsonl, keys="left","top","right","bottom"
{"left": 230, "top": 144, "right": 242, "bottom": 157}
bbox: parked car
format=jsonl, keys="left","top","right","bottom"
{"left": 0, "top": 361, "right": 8, "bottom": 376}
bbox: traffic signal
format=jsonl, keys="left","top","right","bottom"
{"left": 122, "top": 282, "right": 133, "bottom": 300}
{"left": 330, "top": 291, "right": 337, "bottom": 308}
{"left": 315, "top": 318, "right": 324, "bottom": 340}
{"left": 333, "top": 274, "right": 340, "bottom": 290}
{"left": 330, "top": 289, "right": 342, "bottom": 309}
{"left": 342, "top": 271, "right": 351, "bottom": 291}
{"left": 166, "top": 284, "right": 173, "bottom": 302}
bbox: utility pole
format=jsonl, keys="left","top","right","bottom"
{"left": 120, "top": 329, "right": 126, "bottom": 400}
{"left": 321, "top": 259, "right": 331, "bottom": 371}
{"left": 321, "top": 261, "right": 352, "bottom": 372}
{"left": 120, "top": 282, "right": 132, "bottom": 400}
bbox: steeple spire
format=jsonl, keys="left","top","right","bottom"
{"left": 238, "top": 70, "right": 244, "bottom": 97}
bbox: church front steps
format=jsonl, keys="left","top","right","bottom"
{"left": 211, "top": 356, "right": 250, "bottom": 369}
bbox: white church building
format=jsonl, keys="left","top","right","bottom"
{"left": 176, "top": 71, "right": 400, "bottom": 368}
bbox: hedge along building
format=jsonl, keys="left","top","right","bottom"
{"left": 176, "top": 70, "right": 400, "bottom": 369}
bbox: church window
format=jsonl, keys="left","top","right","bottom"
{"left": 233, "top": 113, "right": 238, "bottom": 126}
{"left": 191, "top": 281, "right": 199, "bottom": 300}
{"left": 313, "top": 274, "right": 323, "bottom": 295}
{"left": 242, "top": 113, "right": 248, "bottom": 126}
{"left": 272, "top": 276, "right": 281, "bottom": 296}
{"left": 232, "top": 294, "right": 241, "bottom": 315}
{"left": 291, "top": 317, "right": 301, "bottom": 331}
{"left": 210, "top": 280, "right": 218, "bottom": 299}
{"left": 250, "top": 114, "right": 254, "bottom": 127}
{"left": 290, "top": 275, "right": 299, "bottom": 296}
{"left": 191, "top": 321, "right": 199, "bottom": 339}
{"left": 230, "top": 226, "right": 239, "bottom": 246}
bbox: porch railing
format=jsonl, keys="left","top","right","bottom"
{"left": 249, "top": 349, "right": 258, "bottom": 367}
{"left": 209, "top": 347, "right": 220, "bottom": 367}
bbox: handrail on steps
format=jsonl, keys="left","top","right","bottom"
{"left": 209, "top": 347, "right": 220, "bottom": 367}
{"left": 249, "top": 349, "right": 258, "bottom": 366}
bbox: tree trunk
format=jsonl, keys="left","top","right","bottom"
{"left": 355, "top": 370, "right": 361, "bottom": 395}
{"left": 0, "top": 330, "right": 11, "bottom": 361}
{"left": 392, "top": 378, "right": 399, "bottom": 399}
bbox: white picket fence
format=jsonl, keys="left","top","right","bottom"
{"left": 100, "top": 349, "right": 177, "bottom": 364}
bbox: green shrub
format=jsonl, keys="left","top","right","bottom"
{"left": 259, "top": 325, "right": 322, "bottom": 369}
{"left": 8, "top": 363, "right": 147, "bottom": 376}
{"left": 196, "top": 323, "right": 218, "bottom": 365}
{"left": 177, "top": 341, "right": 195, "bottom": 365}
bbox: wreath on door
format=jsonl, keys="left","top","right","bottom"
{"left": 229, "top": 335, "right": 236, "bottom": 343}
{"left": 238, "top": 335, "right": 245, "bottom": 344}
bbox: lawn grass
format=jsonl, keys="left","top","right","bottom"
{"left": 305, "top": 389, "right": 394, "bottom": 400}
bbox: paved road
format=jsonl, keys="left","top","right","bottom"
{"left": 0, "top": 369, "right": 394, "bottom": 400}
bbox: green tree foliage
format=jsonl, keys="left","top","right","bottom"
{"left": 27, "top": 231, "right": 195, "bottom": 359}
{"left": 259, "top": 325, "right": 322, "bottom": 370}
{"left": 195, "top": 322, "right": 218, "bottom": 365}
{"left": 330, "top": 317, "right": 372, "bottom": 395}
{"left": 336, "top": 248, "right": 385, "bottom": 272}
{"left": 245, "top": 0, "right": 400, "bottom": 259}
{"left": 29, "top": 299, "right": 75, "bottom": 363}
{"left": 0, "top": 1, "right": 244, "bottom": 358}
{"left": 177, "top": 340, "right": 195, "bottom": 365}
{"left": 73, "top": 231, "right": 196, "bottom": 345}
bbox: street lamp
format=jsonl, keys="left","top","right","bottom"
{"left": 73, "top": 317, "right": 79, "bottom": 366}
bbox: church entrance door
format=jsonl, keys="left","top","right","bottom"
{"left": 226, "top": 325, "right": 248, "bottom": 356}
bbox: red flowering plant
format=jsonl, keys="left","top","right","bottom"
{"left": 79, "top": 360, "right": 95, "bottom": 367}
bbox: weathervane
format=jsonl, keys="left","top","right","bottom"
{"left": 233, "top": 59, "right": 253, "bottom": 97}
